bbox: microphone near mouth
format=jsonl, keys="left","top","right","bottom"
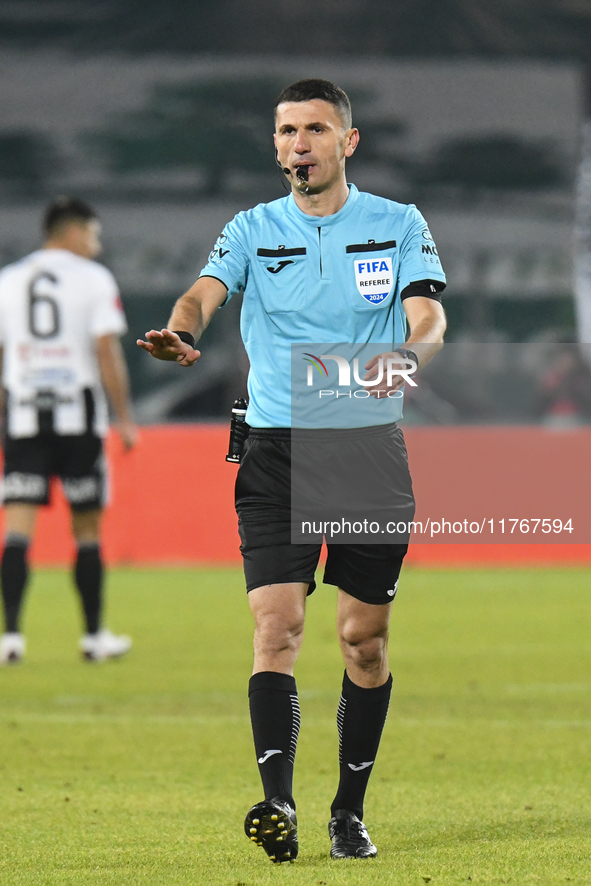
{"left": 276, "top": 147, "right": 292, "bottom": 178}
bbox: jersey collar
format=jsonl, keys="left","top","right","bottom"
{"left": 287, "top": 183, "right": 359, "bottom": 227}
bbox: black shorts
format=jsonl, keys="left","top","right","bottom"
{"left": 235, "top": 425, "right": 414, "bottom": 605}
{"left": 1, "top": 431, "right": 107, "bottom": 511}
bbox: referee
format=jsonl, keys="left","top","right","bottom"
{"left": 139, "top": 79, "right": 446, "bottom": 862}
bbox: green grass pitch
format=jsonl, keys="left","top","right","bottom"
{"left": 0, "top": 565, "right": 590, "bottom": 885}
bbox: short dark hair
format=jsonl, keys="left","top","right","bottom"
{"left": 43, "top": 197, "right": 96, "bottom": 237}
{"left": 275, "top": 79, "right": 352, "bottom": 129}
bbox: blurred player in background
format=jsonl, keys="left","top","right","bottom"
{"left": 0, "top": 197, "right": 137, "bottom": 664}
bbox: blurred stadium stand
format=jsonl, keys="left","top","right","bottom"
{"left": 0, "top": 0, "right": 588, "bottom": 422}
{"left": 0, "top": 0, "right": 589, "bottom": 59}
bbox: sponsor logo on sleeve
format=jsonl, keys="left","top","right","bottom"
{"left": 421, "top": 228, "right": 441, "bottom": 263}
{"left": 208, "top": 232, "right": 230, "bottom": 263}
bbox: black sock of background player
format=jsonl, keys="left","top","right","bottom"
{"left": 1, "top": 535, "right": 30, "bottom": 633}
{"left": 331, "top": 671, "right": 393, "bottom": 821}
{"left": 74, "top": 542, "right": 103, "bottom": 635}
{"left": 249, "top": 671, "right": 300, "bottom": 809}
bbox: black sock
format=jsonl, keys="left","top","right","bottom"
{"left": 331, "top": 671, "right": 393, "bottom": 821}
{"left": 1, "top": 535, "right": 30, "bottom": 633}
{"left": 248, "top": 671, "right": 300, "bottom": 809}
{"left": 74, "top": 543, "right": 103, "bottom": 635}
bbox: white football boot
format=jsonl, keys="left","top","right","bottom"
{"left": 0, "top": 632, "right": 26, "bottom": 664}
{"left": 79, "top": 628, "right": 132, "bottom": 662}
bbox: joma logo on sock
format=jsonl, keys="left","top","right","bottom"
{"left": 348, "top": 761, "right": 374, "bottom": 771}
{"left": 258, "top": 749, "right": 283, "bottom": 764}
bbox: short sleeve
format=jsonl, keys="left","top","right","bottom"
{"left": 398, "top": 205, "right": 446, "bottom": 292}
{"left": 198, "top": 212, "right": 249, "bottom": 303}
{"left": 89, "top": 265, "right": 127, "bottom": 338}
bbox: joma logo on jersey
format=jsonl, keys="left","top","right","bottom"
{"left": 266, "top": 259, "right": 294, "bottom": 274}
{"left": 354, "top": 257, "right": 393, "bottom": 305}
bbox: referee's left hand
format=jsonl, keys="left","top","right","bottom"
{"left": 137, "top": 329, "right": 200, "bottom": 367}
{"left": 364, "top": 352, "right": 409, "bottom": 398}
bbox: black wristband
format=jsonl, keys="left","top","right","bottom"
{"left": 393, "top": 347, "right": 419, "bottom": 369}
{"left": 172, "top": 330, "right": 196, "bottom": 349}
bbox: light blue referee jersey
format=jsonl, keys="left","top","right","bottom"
{"left": 199, "top": 184, "right": 445, "bottom": 428}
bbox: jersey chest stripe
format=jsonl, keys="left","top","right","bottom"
{"left": 257, "top": 247, "right": 306, "bottom": 257}
{"left": 346, "top": 240, "right": 397, "bottom": 253}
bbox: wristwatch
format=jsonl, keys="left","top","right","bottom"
{"left": 393, "top": 347, "right": 419, "bottom": 369}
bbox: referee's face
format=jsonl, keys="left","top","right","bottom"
{"left": 274, "top": 99, "right": 358, "bottom": 195}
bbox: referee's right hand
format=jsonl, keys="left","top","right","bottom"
{"left": 137, "top": 329, "right": 200, "bottom": 367}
